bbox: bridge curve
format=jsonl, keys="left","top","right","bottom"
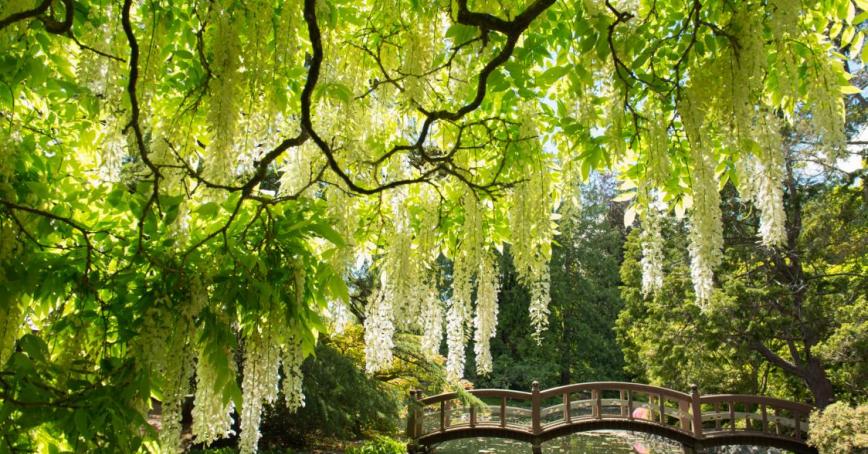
{"left": 406, "top": 382, "right": 817, "bottom": 454}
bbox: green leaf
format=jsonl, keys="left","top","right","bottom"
{"left": 310, "top": 222, "right": 346, "bottom": 247}
{"left": 537, "top": 65, "right": 571, "bottom": 86}
{"left": 196, "top": 202, "right": 220, "bottom": 218}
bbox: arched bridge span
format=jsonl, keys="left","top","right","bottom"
{"left": 406, "top": 382, "right": 817, "bottom": 454}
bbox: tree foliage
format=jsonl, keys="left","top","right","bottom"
{"left": 618, "top": 174, "right": 867, "bottom": 407}
{"left": 0, "top": 0, "right": 863, "bottom": 451}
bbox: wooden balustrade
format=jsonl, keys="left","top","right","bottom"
{"left": 406, "top": 382, "right": 817, "bottom": 454}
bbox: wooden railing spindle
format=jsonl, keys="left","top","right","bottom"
{"left": 774, "top": 408, "right": 781, "bottom": 435}
{"left": 619, "top": 390, "right": 626, "bottom": 417}
{"left": 729, "top": 401, "right": 736, "bottom": 432}
{"left": 439, "top": 401, "right": 446, "bottom": 432}
{"left": 761, "top": 404, "right": 768, "bottom": 433}
{"left": 563, "top": 392, "right": 571, "bottom": 423}
{"left": 500, "top": 396, "right": 506, "bottom": 428}
{"left": 591, "top": 388, "right": 601, "bottom": 419}
{"left": 714, "top": 403, "right": 720, "bottom": 430}
{"left": 627, "top": 390, "right": 634, "bottom": 420}
{"left": 658, "top": 394, "right": 666, "bottom": 425}
{"left": 795, "top": 414, "right": 802, "bottom": 441}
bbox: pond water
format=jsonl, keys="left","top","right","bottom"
{"left": 429, "top": 431, "right": 791, "bottom": 453}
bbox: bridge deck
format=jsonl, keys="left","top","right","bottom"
{"left": 406, "top": 382, "right": 817, "bottom": 454}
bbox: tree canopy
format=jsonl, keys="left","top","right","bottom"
{"left": 0, "top": 0, "right": 864, "bottom": 452}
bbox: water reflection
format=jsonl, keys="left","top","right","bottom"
{"left": 429, "top": 431, "right": 790, "bottom": 453}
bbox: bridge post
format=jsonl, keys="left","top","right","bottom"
{"left": 406, "top": 390, "right": 423, "bottom": 454}
{"left": 531, "top": 381, "right": 542, "bottom": 454}
{"left": 690, "top": 384, "right": 703, "bottom": 452}
{"left": 406, "top": 390, "right": 417, "bottom": 453}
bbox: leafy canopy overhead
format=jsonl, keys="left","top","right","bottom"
{"left": 0, "top": 0, "right": 862, "bottom": 452}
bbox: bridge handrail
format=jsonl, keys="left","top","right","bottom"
{"left": 699, "top": 394, "right": 814, "bottom": 414}
{"left": 539, "top": 381, "right": 691, "bottom": 401}
{"left": 418, "top": 388, "right": 532, "bottom": 405}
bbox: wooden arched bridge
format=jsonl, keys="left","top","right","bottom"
{"left": 406, "top": 382, "right": 817, "bottom": 453}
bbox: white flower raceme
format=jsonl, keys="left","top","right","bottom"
{"left": 509, "top": 164, "right": 554, "bottom": 341}
{"left": 328, "top": 299, "right": 353, "bottom": 335}
{"left": 808, "top": 59, "right": 847, "bottom": 160}
{"left": 752, "top": 111, "right": 787, "bottom": 248}
{"left": 680, "top": 89, "right": 723, "bottom": 306}
{"left": 192, "top": 346, "right": 236, "bottom": 446}
{"left": 645, "top": 100, "right": 671, "bottom": 187}
{"left": 445, "top": 298, "right": 467, "bottom": 382}
{"left": 133, "top": 293, "right": 199, "bottom": 453}
{"left": 363, "top": 286, "right": 395, "bottom": 374}
{"left": 239, "top": 325, "right": 282, "bottom": 454}
{"left": 206, "top": 11, "right": 242, "bottom": 184}
{"left": 730, "top": 9, "right": 766, "bottom": 143}
{"left": 639, "top": 207, "right": 665, "bottom": 296}
{"left": 769, "top": 0, "right": 800, "bottom": 40}
{"left": 282, "top": 337, "right": 305, "bottom": 412}
{"left": 402, "top": 24, "right": 435, "bottom": 104}
{"left": 445, "top": 191, "right": 486, "bottom": 379}
{"left": 473, "top": 253, "right": 499, "bottom": 375}
{"left": 420, "top": 285, "right": 444, "bottom": 358}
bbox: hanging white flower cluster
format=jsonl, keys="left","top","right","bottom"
{"left": 192, "top": 345, "right": 236, "bottom": 446}
{"left": 133, "top": 289, "right": 202, "bottom": 453}
{"left": 444, "top": 298, "right": 467, "bottom": 381}
{"left": 364, "top": 285, "right": 396, "bottom": 374}
{"left": 769, "top": 0, "right": 800, "bottom": 41}
{"left": 445, "top": 192, "right": 485, "bottom": 380}
{"left": 239, "top": 325, "right": 282, "bottom": 454}
{"left": 363, "top": 214, "right": 411, "bottom": 372}
{"left": 807, "top": 58, "right": 847, "bottom": 160}
{"left": 729, "top": 10, "right": 767, "bottom": 142}
{"left": 680, "top": 89, "right": 723, "bottom": 306}
{"left": 509, "top": 165, "right": 553, "bottom": 341}
{"left": 739, "top": 111, "right": 787, "bottom": 248}
{"left": 644, "top": 99, "right": 671, "bottom": 187}
{"left": 206, "top": 8, "right": 242, "bottom": 184}
{"left": 769, "top": 0, "right": 801, "bottom": 106}
{"left": 328, "top": 299, "right": 354, "bottom": 335}
{"left": 402, "top": 25, "right": 435, "bottom": 104}
{"left": 508, "top": 105, "right": 555, "bottom": 342}
{"left": 639, "top": 207, "right": 665, "bottom": 296}
{"left": 473, "top": 253, "right": 499, "bottom": 375}
{"left": 420, "top": 287, "right": 445, "bottom": 358}
{"left": 282, "top": 337, "right": 305, "bottom": 412}
{"left": 363, "top": 188, "right": 444, "bottom": 373}
{"left": 278, "top": 145, "right": 320, "bottom": 197}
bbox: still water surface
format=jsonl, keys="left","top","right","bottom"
{"left": 429, "top": 431, "right": 789, "bottom": 453}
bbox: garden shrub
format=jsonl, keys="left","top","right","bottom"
{"left": 808, "top": 402, "right": 868, "bottom": 453}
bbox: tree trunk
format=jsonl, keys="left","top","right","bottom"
{"left": 803, "top": 358, "right": 835, "bottom": 408}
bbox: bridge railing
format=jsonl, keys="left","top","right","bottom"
{"left": 699, "top": 394, "right": 813, "bottom": 442}
{"left": 407, "top": 382, "right": 814, "bottom": 449}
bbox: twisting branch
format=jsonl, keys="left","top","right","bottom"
{"left": 0, "top": 0, "right": 52, "bottom": 31}
{"left": 39, "top": 0, "right": 73, "bottom": 34}
{"left": 121, "top": 0, "right": 162, "bottom": 252}
{"left": 340, "top": 0, "right": 556, "bottom": 191}
{"left": 0, "top": 0, "right": 74, "bottom": 34}
{"left": 65, "top": 30, "right": 127, "bottom": 62}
